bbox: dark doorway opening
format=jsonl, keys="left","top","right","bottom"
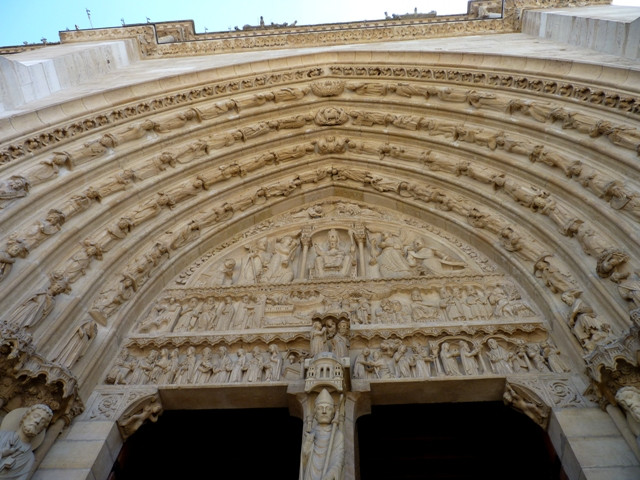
{"left": 109, "top": 408, "right": 302, "bottom": 479}
{"left": 357, "top": 402, "right": 563, "bottom": 480}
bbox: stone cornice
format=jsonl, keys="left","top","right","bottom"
{"left": 0, "top": 1, "right": 611, "bottom": 57}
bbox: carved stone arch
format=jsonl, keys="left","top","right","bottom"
{"left": 2, "top": 8, "right": 640, "bottom": 476}
{"left": 63, "top": 184, "right": 600, "bottom": 394}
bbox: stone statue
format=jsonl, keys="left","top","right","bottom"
{"left": 312, "top": 229, "right": 355, "bottom": 278}
{"left": 0, "top": 176, "right": 29, "bottom": 209}
{"left": 618, "top": 272, "right": 640, "bottom": 309}
{"left": 413, "top": 345, "right": 434, "bottom": 378}
{"left": 173, "top": 297, "right": 201, "bottom": 332}
{"left": 371, "top": 232, "right": 411, "bottom": 278}
{"left": 55, "top": 320, "right": 98, "bottom": 368}
{"left": 459, "top": 341, "right": 481, "bottom": 375}
{"left": 106, "top": 350, "right": 134, "bottom": 385}
{"left": 230, "top": 295, "right": 253, "bottom": 330}
{"left": 18, "top": 209, "right": 65, "bottom": 251}
{"left": 199, "top": 297, "right": 218, "bottom": 331}
{"left": 175, "top": 347, "right": 197, "bottom": 384}
{"left": 368, "top": 350, "right": 393, "bottom": 379}
{"left": 118, "top": 396, "right": 162, "bottom": 440}
{"left": 533, "top": 255, "right": 576, "bottom": 294}
{"left": 138, "top": 297, "right": 181, "bottom": 333}
{"left": 229, "top": 348, "right": 248, "bottom": 383}
{"left": 193, "top": 347, "right": 215, "bottom": 384}
{"left": 264, "top": 235, "right": 298, "bottom": 283}
{"left": 503, "top": 384, "right": 549, "bottom": 428}
{"left": 89, "top": 275, "right": 137, "bottom": 325}
{"left": 215, "top": 297, "right": 235, "bottom": 330}
{"left": 10, "top": 272, "right": 70, "bottom": 329}
{"left": 406, "top": 239, "right": 465, "bottom": 274}
{"left": 440, "top": 342, "right": 461, "bottom": 376}
{"left": 523, "top": 344, "right": 547, "bottom": 372}
{"left": 486, "top": 339, "right": 513, "bottom": 374}
{"left": 330, "top": 320, "right": 349, "bottom": 358}
{"left": 246, "top": 347, "right": 265, "bottom": 383}
{"left": 64, "top": 240, "right": 103, "bottom": 283}
{"left": 561, "top": 290, "right": 612, "bottom": 352}
{"left": 354, "top": 298, "right": 371, "bottom": 324}
{"left": 409, "top": 289, "right": 438, "bottom": 322}
{"left": 394, "top": 345, "right": 414, "bottom": 378}
{"left": 541, "top": 341, "right": 570, "bottom": 373}
{"left": 0, "top": 404, "right": 53, "bottom": 480}
{"left": 310, "top": 320, "right": 328, "bottom": 357}
{"left": 264, "top": 344, "right": 283, "bottom": 381}
{"left": 212, "top": 346, "right": 233, "bottom": 383}
{"left": 615, "top": 386, "right": 640, "bottom": 448}
{"left": 212, "top": 258, "right": 236, "bottom": 286}
{"left": 239, "top": 238, "right": 271, "bottom": 284}
{"left": 353, "top": 348, "right": 372, "bottom": 379}
{"left": 0, "top": 237, "right": 28, "bottom": 283}
{"left": 301, "top": 389, "right": 344, "bottom": 480}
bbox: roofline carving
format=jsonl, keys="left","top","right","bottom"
{"left": 26, "top": 0, "right": 608, "bottom": 59}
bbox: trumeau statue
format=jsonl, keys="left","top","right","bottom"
{"left": 0, "top": 404, "right": 53, "bottom": 480}
{"left": 616, "top": 387, "right": 640, "bottom": 448}
{"left": 301, "top": 389, "right": 344, "bottom": 480}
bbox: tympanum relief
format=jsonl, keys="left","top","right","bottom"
{"left": 104, "top": 201, "right": 576, "bottom": 392}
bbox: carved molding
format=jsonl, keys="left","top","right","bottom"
{"left": 47, "top": 1, "right": 611, "bottom": 59}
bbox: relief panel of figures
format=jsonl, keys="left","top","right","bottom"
{"left": 105, "top": 342, "right": 304, "bottom": 386}
{"left": 351, "top": 336, "right": 570, "bottom": 380}
{"left": 135, "top": 279, "right": 538, "bottom": 335}
{"left": 185, "top": 223, "right": 473, "bottom": 289}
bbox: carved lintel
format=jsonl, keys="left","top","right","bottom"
{"left": 0, "top": 322, "right": 83, "bottom": 424}
{"left": 503, "top": 381, "right": 551, "bottom": 429}
{"left": 117, "top": 392, "right": 163, "bottom": 440}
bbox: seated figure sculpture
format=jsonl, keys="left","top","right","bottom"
{"left": 0, "top": 404, "right": 53, "bottom": 480}
{"left": 312, "top": 229, "right": 354, "bottom": 279}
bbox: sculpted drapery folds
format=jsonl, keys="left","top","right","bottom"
{"left": 312, "top": 229, "right": 355, "bottom": 278}
{"left": 0, "top": 404, "right": 53, "bottom": 480}
{"left": 301, "top": 389, "right": 344, "bottom": 480}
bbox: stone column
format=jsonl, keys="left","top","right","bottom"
{"left": 298, "top": 227, "right": 312, "bottom": 280}
{"left": 353, "top": 225, "right": 366, "bottom": 278}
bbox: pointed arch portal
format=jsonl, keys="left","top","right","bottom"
{"left": 1, "top": 3, "right": 640, "bottom": 479}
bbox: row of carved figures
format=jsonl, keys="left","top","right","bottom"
{"left": 105, "top": 344, "right": 304, "bottom": 386}
{"left": 137, "top": 284, "right": 535, "bottom": 334}
{"left": 3, "top": 71, "right": 637, "bottom": 170}
{"left": 203, "top": 227, "right": 468, "bottom": 286}
{"left": 3, "top": 58, "right": 635, "bottom": 167}
{"left": 352, "top": 338, "right": 570, "bottom": 380}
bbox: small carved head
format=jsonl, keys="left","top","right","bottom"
{"left": 314, "top": 389, "right": 335, "bottom": 424}
{"left": 20, "top": 404, "right": 53, "bottom": 439}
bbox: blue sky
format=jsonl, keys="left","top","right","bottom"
{"left": 1, "top": 0, "right": 639, "bottom": 47}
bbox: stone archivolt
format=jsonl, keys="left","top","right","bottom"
{"left": 0, "top": 47, "right": 639, "bottom": 461}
